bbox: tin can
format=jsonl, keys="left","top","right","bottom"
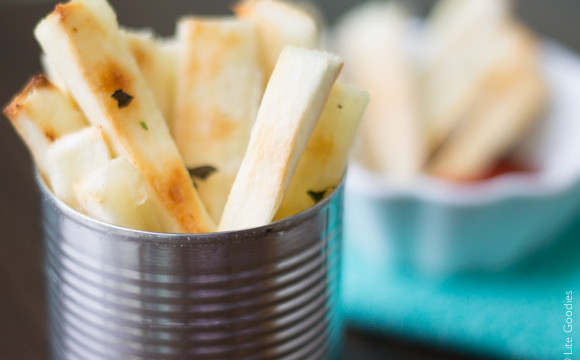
{"left": 38, "top": 176, "right": 344, "bottom": 360}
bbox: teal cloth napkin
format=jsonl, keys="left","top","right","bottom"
{"left": 341, "top": 215, "right": 580, "bottom": 359}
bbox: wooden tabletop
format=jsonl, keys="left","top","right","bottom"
{"left": 0, "top": 1, "right": 578, "bottom": 359}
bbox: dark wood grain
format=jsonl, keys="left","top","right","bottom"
{"left": 0, "top": 1, "right": 578, "bottom": 360}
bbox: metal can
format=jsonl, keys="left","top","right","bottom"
{"left": 39, "top": 176, "right": 344, "bottom": 359}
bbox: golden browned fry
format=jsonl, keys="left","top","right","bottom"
{"left": 35, "top": 0, "right": 215, "bottom": 233}
{"left": 218, "top": 46, "right": 342, "bottom": 231}
{"left": 122, "top": 28, "right": 177, "bottom": 127}
{"left": 3, "top": 74, "right": 88, "bottom": 178}
{"left": 275, "top": 82, "right": 368, "bottom": 220}
{"left": 173, "top": 16, "right": 263, "bottom": 223}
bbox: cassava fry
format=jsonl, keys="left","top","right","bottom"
{"left": 218, "top": 46, "right": 342, "bottom": 231}
{"left": 335, "top": 2, "right": 424, "bottom": 181}
{"left": 34, "top": 0, "right": 214, "bottom": 233}
{"left": 234, "top": 0, "right": 318, "bottom": 84}
{"left": 3, "top": 74, "right": 88, "bottom": 177}
{"left": 75, "top": 157, "right": 173, "bottom": 232}
{"left": 428, "top": 23, "right": 547, "bottom": 180}
{"left": 122, "top": 28, "right": 177, "bottom": 127}
{"left": 423, "top": 0, "right": 513, "bottom": 152}
{"left": 423, "top": 0, "right": 511, "bottom": 72}
{"left": 40, "top": 54, "right": 68, "bottom": 93}
{"left": 173, "top": 16, "right": 263, "bottom": 223}
{"left": 46, "top": 126, "right": 111, "bottom": 211}
{"left": 275, "top": 82, "right": 369, "bottom": 220}
{"left": 43, "top": 29, "right": 178, "bottom": 125}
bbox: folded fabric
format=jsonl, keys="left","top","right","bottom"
{"left": 342, "top": 213, "right": 580, "bottom": 359}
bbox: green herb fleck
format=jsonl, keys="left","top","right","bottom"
{"left": 140, "top": 121, "right": 148, "bottom": 130}
{"left": 111, "top": 89, "right": 133, "bottom": 108}
{"left": 188, "top": 165, "right": 218, "bottom": 181}
{"left": 337, "top": 104, "right": 343, "bottom": 109}
{"left": 307, "top": 186, "right": 335, "bottom": 203}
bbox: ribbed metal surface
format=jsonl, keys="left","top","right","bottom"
{"left": 40, "top": 180, "right": 344, "bottom": 360}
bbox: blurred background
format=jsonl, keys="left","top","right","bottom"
{"left": 0, "top": 0, "right": 578, "bottom": 359}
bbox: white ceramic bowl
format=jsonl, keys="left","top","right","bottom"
{"left": 344, "top": 41, "right": 580, "bottom": 275}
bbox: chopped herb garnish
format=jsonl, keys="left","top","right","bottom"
{"left": 337, "top": 104, "right": 343, "bottom": 109}
{"left": 140, "top": 121, "right": 148, "bottom": 130}
{"left": 307, "top": 190, "right": 326, "bottom": 203}
{"left": 307, "top": 186, "right": 335, "bottom": 203}
{"left": 188, "top": 165, "right": 218, "bottom": 181}
{"left": 111, "top": 89, "right": 133, "bottom": 108}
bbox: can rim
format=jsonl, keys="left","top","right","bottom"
{"left": 35, "top": 168, "right": 344, "bottom": 243}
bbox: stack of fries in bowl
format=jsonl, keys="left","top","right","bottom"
{"left": 4, "top": 0, "right": 369, "bottom": 234}
{"left": 334, "top": 0, "right": 580, "bottom": 274}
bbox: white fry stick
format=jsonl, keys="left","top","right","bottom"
{"left": 41, "top": 54, "right": 69, "bottom": 93}
{"left": 275, "top": 82, "right": 368, "bottom": 220}
{"left": 75, "top": 157, "right": 173, "bottom": 232}
{"left": 174, "top": 16, "right": 263, "bottom": 223}
{"left": 423, "top": 0, "right": 511, "bottom": 72}
{"left": 43, "top": 28, "right": 178, "bottom": 125}
{"left": 122, "top": 28, "right": 177, "bottom": 127}
{"left": 218, "top": 46, "right": 342, "bottom": 231}
{"left": 46, "top": 126, "right": 111, "bottom": 211}
{"left": 3, "top": 74, "right": 88, "bottom": 178}
{"left": 234, "top": 0, "right": 318, "bottom": 83}
{"left": 428, "top": 24, "right": 547, "bottom": 180}
{"left": 423, "top": 0, "right": 512, "bottom": 152}
{"left": 335, "top": 2, "right": 424, "bottom": 182}
{"left": 35, "top": 0, "right": 215, "bottom": 233}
